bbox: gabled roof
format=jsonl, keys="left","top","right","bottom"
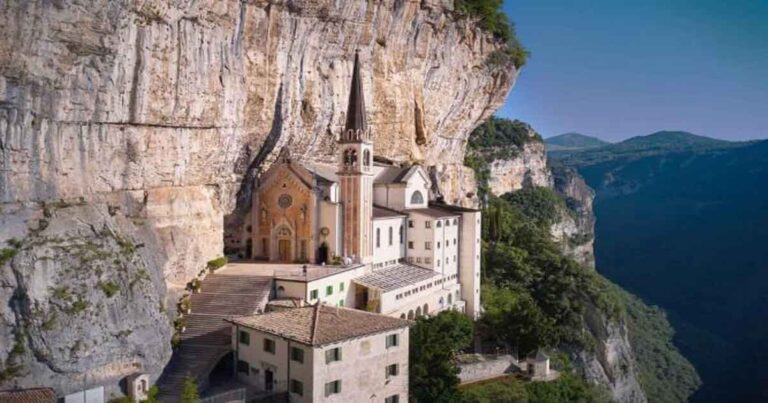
{"left": 0, "top": 388, "right": 56, "bottom": 403}
{"left": 229, "top": 304, "right": 410, "bottom": 347}
{"left": 527, "top": 350, "right": 549, "bottom": 362}
{"left": 374, "top": 165, "right": 429, "bottom": 186}
{"left": 372, "top": 205, "right": 407, "bottom": 219}
{"left": 354, "top": 263, "right": 440, "bottom": 292}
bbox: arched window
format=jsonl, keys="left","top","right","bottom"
{"left": 436, "top": 221, "right": 442, "bottom": 228}
{"left": 399, "top": 226, "right": 404, "bottom": 244}
{"left": 410, "top": 190, "right": 424, "bottom": 205}
{"left": 423, "top": 303, "right": 429, "bottom": 316}
{"left": 447, "top": 293, "right": 453, "bottom": 304}
{"left": 388, "top": 227, "right": 393, "bottom": 246}
{"left": 400, "top": 313, "right": 406, "bottom": 319}
{"left": 363, "top": 149, "right": 371, "bottom": 166}
{"left": 416, "top": 306, "right": 422, "bottom": 317}
{"left": 376, "top": 228, "right": 381, "bottom": 248}
{"left": 407, "top": 310, "right": 414, "bottom": 320}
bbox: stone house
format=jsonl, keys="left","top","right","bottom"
{"left": 228, "top": 304, "right": 410, "bottom": 403}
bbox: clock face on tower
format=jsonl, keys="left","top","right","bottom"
{"left": 278, "top": 194, "right": 293, "bottom": 209}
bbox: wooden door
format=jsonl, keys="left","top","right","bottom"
{"left": 278, "top": 240, "right": 291, "bottom": 262}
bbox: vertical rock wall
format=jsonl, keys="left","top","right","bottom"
{"left": 0, "top": 0, "right": 517, "bottom": 394}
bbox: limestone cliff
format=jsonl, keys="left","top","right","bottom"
{"left": 0, "top": 0, "right": 517, "bottom": 395}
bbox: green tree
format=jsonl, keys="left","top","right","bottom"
{"left": 410, "top": 311, "right": 473, "bottom": 402}
{"left": 180, "top": 376, "right": 199, "bottom": 403}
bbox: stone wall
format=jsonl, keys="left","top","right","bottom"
{"left": 457, "top": 354, "right": 519, "bottom": 384}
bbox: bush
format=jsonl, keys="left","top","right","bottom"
{"left": 181, "top": 376, "right": 199, "bottom": 403}
{"left": 99, "top": 282, "right": 120, "bottom": 298}
{"left": 454, "top": 0, "right": 529, "bottom": 67}
{"left": 206, "top": 256, "right": 228, "bottom": 272}
{"left": 410, "top": 311, "right": 473, "bottom": 402}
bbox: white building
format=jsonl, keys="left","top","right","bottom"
{"left": 244, "top": 50, "right": 483, "bottom": 320}
{"left": 229, "top": 304, "right": 410, "bottom": 402}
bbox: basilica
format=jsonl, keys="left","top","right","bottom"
{"left": 242, "top": 51, "right": 481, "bottom": 320}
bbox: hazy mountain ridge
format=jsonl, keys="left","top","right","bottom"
{"left": 545, "top": 132, "right": 610, "bottom": 151}
{"left": 550, "top": 130, "right": 751, "bottom": 167}
{"left": 556, "top": 135, "right": 768, "bottom": 403}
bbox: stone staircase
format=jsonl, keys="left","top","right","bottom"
{"left": 156, "top": 273, "right": 273, "bottom": 401}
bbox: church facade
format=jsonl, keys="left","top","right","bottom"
{"left": 246, "top": 51, "right": 482, "bottom": 319}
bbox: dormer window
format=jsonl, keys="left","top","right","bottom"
{"left": 410, "top": 190, "right": 424, "bottom": 205}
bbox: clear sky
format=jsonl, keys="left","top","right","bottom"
{"left": 496, "top": 0, "right": 768, "bottom": 142}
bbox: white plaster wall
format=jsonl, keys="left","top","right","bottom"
{"left": 305, "top": 265, "right": 370, "bottom": 307}
{"left": 374, "top": 184, "right": 407, "bottom": 211}
{"left": 458, "top": 211, "right": 482, "bottom": 319}
{"left": 319, "top": 201, "right": 341, "bottom": 258}
{"left": 405, "top": 212, "right": 436, "bottom": 271}
{"left": 372, "top": 216, "right": 407, "bottom": 266}
{"left": 311, "top": 328, "right": 409, "bottom": 403}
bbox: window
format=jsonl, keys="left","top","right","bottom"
{"left": 324, "top": 380, "right": 342, "bottom": 396}
{"left": 338, "top": 299, "right": 344, "bottom": 307}
{"left": 436, "top": 221, "right": 442, "bottom": 228}
{"left": 386, "top": 364, "right": 399, "bottom": 378}
{"left": 425, "top": 242, "right": 432, "bottom": 250}
{"left": 446, "top": 257, "right": 449, "bottom": 264}
{"left": 291, "top": 347, "right": 304, "bottom": 363}
{"left": 339, "top": 282, "right": 345, "bottom": 292}
{"left": 437, "top": 241, "right": 441, "bottom": 249}
{"left": 290, "top": 379, "right": 303, "bottom": 396}
{"left": 416, "top": 257, "right": 422, "bottom": 263}
{"left": 399, "top": 226, "right": 404, "bottom": 244}
{"left": 388, "top": 227, "right": 393, "bottom": 246}
{"left": 326, "top": 285, "right": 333, "bottom": 296}
{"left": 408, "top": 220, "right": 414, "bottom": 228}
{"left": 408, "top": 241, "right": 414, "bottom": 249}
{"left": 454, "top": 238, "right": 457, "bottom": 245}
{"left": 376, "top": 228, "right": 380, "bottom": 247}
{"left": 386, "top": 334, "right": 399, "bottom": 348}
{"left": 425, "top": 257, "right": 431, "bottom": 264}
{"left": 437, "top": 260, "right": 440, "bottom": 267}
{"left": 410, "top": 190, "right": 424, "bottom": 205}
{"left": 454, "top": 218, "right": 458, "bottom": 225}
{"left": 385, "top": 395, "right": 400, "bottom": 403}
{"left": 325, "top": 347, "right": 342, "bottom": 363}
{"left": 425, "top": 221, "right": 432, "bottom": 229}
{"left": 238, "top": 330, "right": 250, "bottom": 345}
{"left": 445, "top": 219, "right": 450, "bottom": 226}
{"left": 263, "top": 338, "right": 275, "bottom": 354}
{"left": 237, "top": 360, "right": 249, "bottom": 374}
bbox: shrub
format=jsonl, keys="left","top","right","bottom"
{"left": 99, "top": 282, "right": 120, "bottom": 298}
{"left": 181, "top": 376, "right": 199, "bottom": 403}
{"left": 454, "top": 0, "right": 529, "bottom": 68}
{"left": 206, "top": 256, "right": 228, "bottom": 272}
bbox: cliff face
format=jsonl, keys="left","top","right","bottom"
{"left": 550, "top": 164, "right": 595, "bottom": 268}
{"left": 487, "top": 141, "right": 551, "bottom": 195}
{"left": 0, "top": 0, "right": 516, "bottom": 394}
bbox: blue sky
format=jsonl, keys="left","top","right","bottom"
{"left": 497, "top": 0, "right": 768, "bottom": 142}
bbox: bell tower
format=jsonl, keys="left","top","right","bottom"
{"left": 338, "top": 50, "right": 374, "bottom": 263}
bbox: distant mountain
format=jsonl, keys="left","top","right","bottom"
{"left": 551, "top": 130, "right": 748, "bottom": 166}
{"left": 564, "top": 139, "right": 768, "bottom": 403}
{"left": 545, "top": 132, "right": 609, "bottom": 151}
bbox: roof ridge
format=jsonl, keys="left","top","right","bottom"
{"left": 310, "top": 302, "right": 322, "bottom": 345}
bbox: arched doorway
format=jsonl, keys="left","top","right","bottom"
{"left": 275, "top": 225, "right": 293, "bottom": 262}
{"left": 415, "top": 306, "right": 422, "bottom": 317}
{"left": 318, "top": 242, "right": 329, "bottom": 264}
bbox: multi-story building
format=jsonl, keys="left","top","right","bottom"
{"left": 229, "top": 305, "right": 410, "bottom": 402}
{"left": 243, "top": 50, "right": 483, "bottom": 320}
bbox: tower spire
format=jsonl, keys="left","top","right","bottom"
{"left": 344, "top": 49, "right": 368, "bottom": 140}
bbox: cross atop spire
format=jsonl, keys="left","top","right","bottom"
{"left": 342, "top": 49, "right": 369, "bottom": 142}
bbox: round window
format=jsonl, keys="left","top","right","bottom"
{"left": 278, "top": 194, "right": 293, "bottom": 209}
